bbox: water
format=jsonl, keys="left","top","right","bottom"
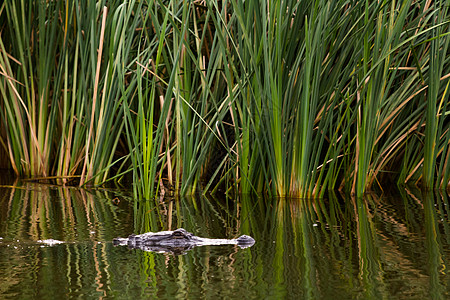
{"left": 0, "top": 181, "right": 448, "bottom": 299}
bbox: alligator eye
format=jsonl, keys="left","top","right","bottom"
{"left": 172, "top": 231, "right": 185, "bottom": 238}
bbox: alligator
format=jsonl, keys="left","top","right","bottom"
{"left": 113, "top": 228, "right": 255, "bottom": 254}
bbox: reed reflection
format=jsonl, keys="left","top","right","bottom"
{"left": 0, "top": 182, "right": 133, "bottom": 299}
{"left": 243, "top": 191, "right": 449, "bottom": 299}
{"left": 0, "top": 184, "right": 448, "bottom": 299}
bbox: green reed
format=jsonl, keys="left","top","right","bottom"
{"left": 0, "top": 0, "right": 132, "bottom": 185}
{"left": 0, "top": 0, "right": 449, "bottom": 198}
{"left": 423, "top": 1, "right": 450, "bottom": 189}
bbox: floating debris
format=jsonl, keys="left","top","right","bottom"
{"left": 37, "top": 239, "right": 64, "bottom": 246}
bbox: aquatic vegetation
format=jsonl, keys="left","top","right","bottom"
{"left": 0, "top": 0, "right": 449, "bottom": 198}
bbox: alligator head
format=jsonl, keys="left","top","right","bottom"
{"left": 113, "top": 228, "right": 255, "bottom": 254}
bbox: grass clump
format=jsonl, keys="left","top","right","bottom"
{"left": 0, "top": 0, "right": 449, "bottom": 198}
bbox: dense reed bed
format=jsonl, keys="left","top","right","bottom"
{"left": 0, "top": 0, "right": 449, "bottom": 198}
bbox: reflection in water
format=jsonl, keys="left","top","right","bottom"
{"left": 243, "top": 191, "right": 449, "bottom": 299}
{"left": 422, "top": 191, "right": 447, "bottom": 298}
{"left": 0, "top": 181, "right": 134, "bottom": 299}
{"left": 354, "top": 195, "right": 383, "bottom": 299}
{"left": 0, "top": 182, "right": 448, "bottom": 299}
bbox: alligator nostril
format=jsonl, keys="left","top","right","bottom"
{"left": 236, "top": 235, "right": 255, "bottom": 246}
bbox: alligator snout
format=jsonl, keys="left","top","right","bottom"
{"left": 236, "top": 235, "right": 256, "bottom": 247}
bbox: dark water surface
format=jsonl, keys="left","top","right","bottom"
{"left": 0, "top": 181, "right": 448, "bottom": 299}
